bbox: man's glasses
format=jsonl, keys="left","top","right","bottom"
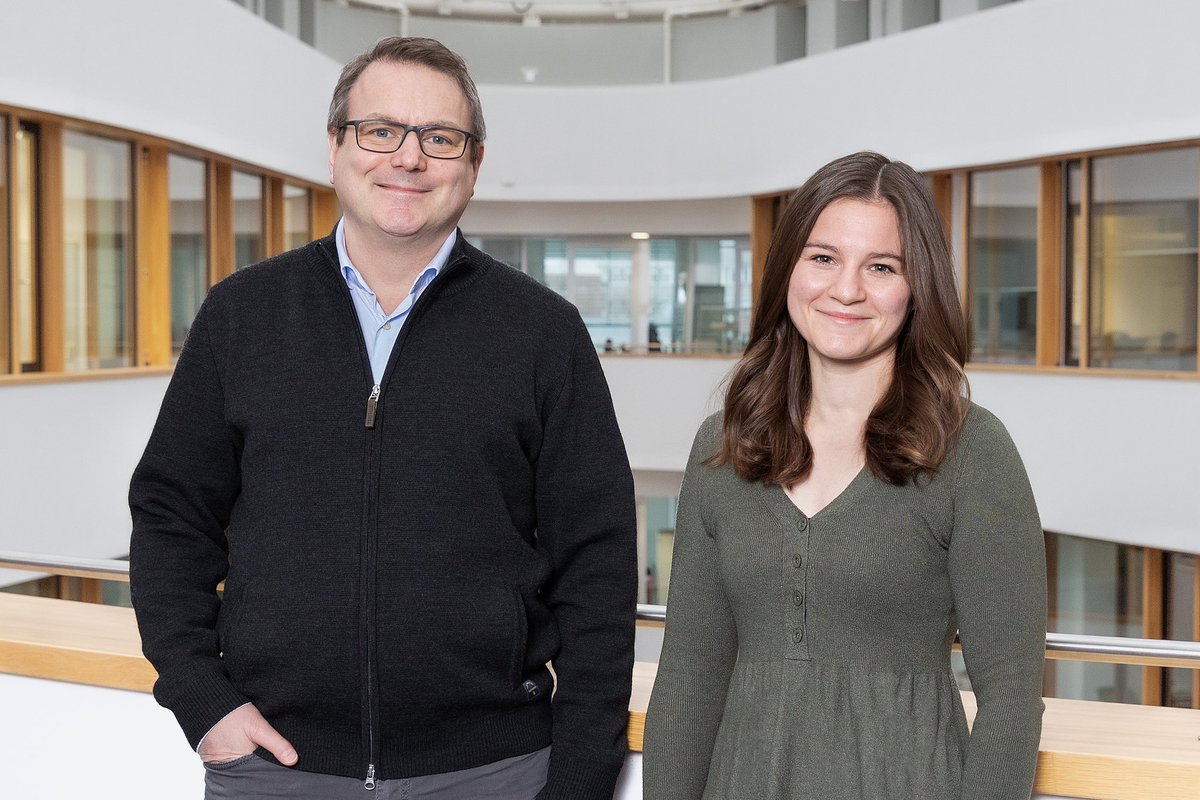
{"left": 340, "top": 120, "right": 477, "bottom": 160}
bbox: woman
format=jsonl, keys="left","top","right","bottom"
{"left": 643, "top": 152, "right": 1046, "bottom": 800}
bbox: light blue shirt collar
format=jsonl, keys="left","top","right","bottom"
{"left": 335, "top": 220, "right": 455, "bottom": 317}
{"left": 335, "top": 220, "right": 457, "bottom": 383}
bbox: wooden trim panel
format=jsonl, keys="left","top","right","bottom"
{"left": 37, "top": 121, "right": 64, "bottom": 373}
{"left": 1036, "top": 161, "right": 1063, "bottom": 367}
{"left": 135, "top": 144, "right": 171, "bottom": 367}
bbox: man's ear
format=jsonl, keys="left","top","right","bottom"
{"left": 327, "top": 130, "right": 340, "bottom": 184}
{"left": 471, "top": 142, "right": 485, "bottom": 178}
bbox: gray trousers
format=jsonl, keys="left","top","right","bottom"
{"left": 204, "top": 746, "right": 550, "bottom": 800}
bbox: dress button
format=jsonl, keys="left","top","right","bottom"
{"left": 383, "top": 322, "right": 392, "bottom": 330}
{"left": 793, "top": 590, "right": 804, "bottom": 607}
{"left": 792, "top": 627, "right": 805, "bottom": 643}
{"left": 797, "top": 518, "right": 808, "bottom": 531}
{"left": 792, "top": 553, "right": 802, "bottom": 568}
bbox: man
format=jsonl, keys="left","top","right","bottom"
{"left": 130, "top": 37, "right": 636, "bottom": 799}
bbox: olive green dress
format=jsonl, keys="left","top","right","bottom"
{"left": 642, "top": 405, "right": 1046, "bottom": 800}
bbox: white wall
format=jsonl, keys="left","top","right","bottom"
{"left": 0, "top": 673, "right": 202, "bottom": 798}
{"left": 4, "top": 0, "right": 1199, "bottom": 203}
{"left": 0, "top": 0, "right": 336, "bottom": 185}
{"left": 0, "top": 375, "right": 169, "bottom": 585}
{"left": 474, "top": 0, "right": 1200, "bottom": 200}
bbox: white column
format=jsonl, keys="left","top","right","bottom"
{"left": 631, "top": 238, "right": 651, "bottom": 350}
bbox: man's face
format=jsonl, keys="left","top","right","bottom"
{"left": 328, "top": 60, "right": 483, "bottom": 254}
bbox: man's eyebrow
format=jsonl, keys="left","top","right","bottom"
{"left": 360, "top": 114, "right": 467, "bottom": 129}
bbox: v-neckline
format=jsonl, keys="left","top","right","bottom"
{"left": 760, "top": 465, "right": 870, "bottom": 526}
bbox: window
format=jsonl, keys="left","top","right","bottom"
{"left": 641, "top": 495, "right": 678, "bottom": 605}
{"left": 968, "top": 166, "right": 1039, "bottom": 364}
{"left": 1085, "top": 148, "right": 1198, "bottom": 371}
{"left": 573, "top": 244, "right": 633, "bottom": 348}
{"left": 283, "top": 183, "right": 310, "bottom": 251}
{"left": 168, "top": 154, "right": 209, "bottom": 355}
{"left": 1046, "top": 532, "right": 1145, "bottom": 704}
{"left": 62, "top": 131, "right": 133, "bottom": 370}
{"left": 466, "top": 234, "right": 751, "bottom": 352}
{"left": 648, "top": 239, "right": 679, "bottom": 351}
{"left": 1165, "top": 553, "right": 1198, "bottom": 709}
{"left": 232, "top": 170, "right": 263, "bottom": 269}
{"left": 685, "top": 238, "right": 751, "bottom": 354}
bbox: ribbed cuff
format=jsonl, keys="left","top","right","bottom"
{"left": 536, "top": 750, "right": 625, "bottom": 800}
{"left": 157, "top": 668, "right": 250, "bottom": 750}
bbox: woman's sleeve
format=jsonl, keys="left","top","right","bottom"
{"left": 949, "top": 409, "right": 1047, "bottom": 800}
{"left": 642, "top": 417, "right": 739, "bottom": 800}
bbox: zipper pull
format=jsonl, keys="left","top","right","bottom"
{"left": 364, "top": 384, "right": 381, "bottom": 428}
{"left": 364, "top": 763, "right": 376, "bottom": 791}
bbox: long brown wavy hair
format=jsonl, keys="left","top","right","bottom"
{"left": 714, "top": 151, "right": 969, "bottom": 487}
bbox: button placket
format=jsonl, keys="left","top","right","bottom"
{"left": 784, "top": 513, "right": 811, "bottom": 661}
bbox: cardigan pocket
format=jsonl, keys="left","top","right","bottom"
{"left": 508, "top": 587, "right": 529, "bottom": 690}
{"left": 216, "top": 585, "right": 249, "bottom": 660}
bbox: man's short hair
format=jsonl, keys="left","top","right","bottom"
{"left": 327, "top": 36, "right": 486, "bottom": 147}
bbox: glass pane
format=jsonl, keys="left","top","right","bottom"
{"left": 641, "top": 495, "right": 678, "bottom": 605}
{"left": 1165, "top": 553, "right": 1196, "bottom": 709}
{"left": 574, "top": 244, "right": 632, "bottom": 348}
{"left": 1089, "top": 148, "right": 1198, "bottom": 371}
{"left": 968, "top": 166, "right": 1038, "bottom": 364}
{"left": 14, "top": 123, "right": 39, "bottom": 371}
{"left": 1064, "top": 161, "right": 1085, "bottom": 366}
{"left": 1046, "top": 532, "right": 1144, "bottom": 704}
{"left": 683, "top": 237, "right": 752, "bottom": 354}
{"left": 233, "top": 170, "right": 263, "bottom": 269}
{"left": 537, "top": 239, "right": 569, "bottom": 300}
{"left": 62, "top": 131, "right": 133, "bottom": 370}
{"left": 0, "top": 116, "right": 8, "bottom": 373}
{"left": 283, "top": 183, "right": 310, "bottom": 251}
{"left": 169, "top": 154, "right": 208, "bottom": 355}
{"left": 649, "top": 239, "right": 679, "bottom": 351}
{"left": 471, "top": 237, "right": 523, "bottom": 271}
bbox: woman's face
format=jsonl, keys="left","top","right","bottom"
{"left": 786, "top": 198, "right": 913, "bottom": 369}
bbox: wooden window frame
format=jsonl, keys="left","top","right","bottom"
{"left": 1, "top": 114, "right": 11, "bottom": 374}
{"left": 135, "top": 143, "right": 171, "bottom": 367}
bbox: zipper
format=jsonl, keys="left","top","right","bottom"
{"left": 362, "top": 384, "right": 381, "bottom": 786}
{"left": 364, "top": 384, "right": 381, "bottom": 428}
{"left": 351, "top": 247, "right": 468, "bottom": 789}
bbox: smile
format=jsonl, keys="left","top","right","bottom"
{"left": 375, "top": 182, "right": 429, "bottom": 194}
{"left": 819, "top": 310, "right": 870, "bottom": 323}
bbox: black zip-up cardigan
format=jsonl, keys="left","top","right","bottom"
{"left": 129, "top": 233, "right": 637, "bottom": 798}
